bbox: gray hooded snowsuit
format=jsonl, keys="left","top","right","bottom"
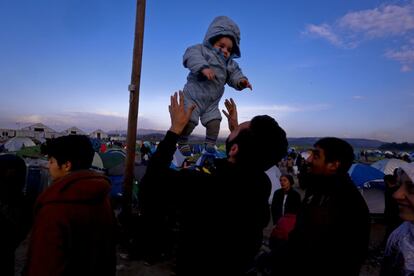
{"left": 183, "top": 16, "right": 247, "bottom": 128}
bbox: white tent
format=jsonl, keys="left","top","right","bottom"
{"left": 92, "top": 152, "right": 104, "bottom": 169}
{"left": 299, "top": 151, "right": 311, "bottom": 160}
{"left": 265, "top": 165, "right": 282, "bottom": 204}
{"left": 371, "top": 158, "right": 408, "bottom": 175}
{"left": 4, "top": 137, "right": 36, "bottom": 152}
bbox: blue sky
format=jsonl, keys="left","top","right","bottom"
{"left": 1, "top": 0, "right": 413, "bottom": 142}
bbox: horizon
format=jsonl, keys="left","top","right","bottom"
{"left": 1, "top": 122, "right": 406, "bottom": 144}
{"left": 1, "top": 0, "right": 413, "bottom": 143}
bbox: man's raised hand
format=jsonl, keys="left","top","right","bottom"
{"left": 169, "top": 91, "right": 196, "bottom": 135}
{"left": 222, "top": 98, "right": 238, "bottom": 132}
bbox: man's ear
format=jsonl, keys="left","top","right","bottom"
{"left": 228, "top": 143, "right": 239, "bottom": 163}
{"left": 326, "top": 161, "right": 340, "bottom": 174}
{"left": 62, "top": 161, "right": 72, "bottom": 173}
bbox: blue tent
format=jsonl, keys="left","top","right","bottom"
{"left": 348, "top": 163, "right": 385, "bottom": 188}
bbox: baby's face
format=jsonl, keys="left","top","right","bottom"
{"left": 213, "top": 37, "right": 233, "bottom": 59}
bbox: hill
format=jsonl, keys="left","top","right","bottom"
{"left": 288, "top": 137, "right": 385, "bottom": 149}
{"left": 108, "top": 129, "right": 385, "bottom": 149}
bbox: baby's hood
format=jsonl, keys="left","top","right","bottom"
{"left": 400, "top": 163, "right": 414, "bottom": 182}
{"left": 203, "top": 16, "right": 241, "bottom": 58}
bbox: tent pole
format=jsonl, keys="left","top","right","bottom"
{"left": 123, "top": 0, "right": 146, "bottom": 220}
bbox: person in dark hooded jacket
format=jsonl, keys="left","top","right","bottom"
{"left": 26, "top": 135, "right": 116, "bottom": 276}
{"left": 179, "top": 16, "right": 252, "bottom": 154}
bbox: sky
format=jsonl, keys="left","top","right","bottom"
{"left": 1, "top": 0, "right": 414, "bottom": 142}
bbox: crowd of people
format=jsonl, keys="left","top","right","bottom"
{"left": 2, "top": 15, "right": 414, "bottom": 276}
{"left": 0, "top": 91, "right": 411, "bottom": 276}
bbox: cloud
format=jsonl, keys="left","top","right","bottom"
{"left": 304, "top": 1, "right": 414, "bottom": 71}
{"left": 385, "top": 43, "right": 414, "bottom": 71}
{"left": 352, "top": 95, "right": 365, "bottom": 100}
{"left": 338, "top": 3, "right": 414, "bottom": 38}
{"left": 234, "top": 103, "right": 331, "bottom": 122}
{"left": 305, "top": 24, "right": 343, "bottom": 46}
{"left": 239, "top": 103, "right": 330, "bottom": 113}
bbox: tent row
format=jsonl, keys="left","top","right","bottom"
{"left": 348, "top": 158, "right": 413, "bottom": 188}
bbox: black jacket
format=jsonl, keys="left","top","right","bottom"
{"left": 284, "top": 174, "right": 370, "bottom": 276}
{"left": 140, "top": 131, "right": 271, "bottom": 276}
{"left": 271, "top": 188, "right": 301, "bottom": 224}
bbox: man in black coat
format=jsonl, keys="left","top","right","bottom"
{"left": 139, "top": 93, "right": 288, "bottom": 276}
{"left": 283, "top": 137, "right": 370, "bottom": 276}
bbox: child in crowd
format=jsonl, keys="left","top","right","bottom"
{"left": 180, "top": 16, "right": 252, "bottom": 155}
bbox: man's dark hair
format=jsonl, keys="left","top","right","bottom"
{"left": 383, "top": 174, "right": 397, "bottom": 183}
{"left": 42, "top": 135, "right": 94, "bottom": 171}
{"left": 314, "top": 137, "right": 354, "bottom": 174}
{"left": 233, "top": 115, "right": 288, "bottom": 171}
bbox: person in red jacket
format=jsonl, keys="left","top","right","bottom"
{"left": 26, "top": 135, "right": 116, "bottom": 276}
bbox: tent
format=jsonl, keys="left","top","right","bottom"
{"left": 299, "top": 151, "right": 311, "bottom": 160}
{"left": 4, "top": 137, "right": 36, "bottom": 152}
{"left": 92, "top": 152, "right": 104, "bottom": 170}
{"left": 100, "top": 149, "right": 126, "bottom": 175}
{"left": 195, "top": 152, "right": 216, "bottom": 167}
{"left": 348, "top": 163, "right": 385, "bottom": 188}
{"left": 371, "top": 158, "right": 408, "bottom": 175}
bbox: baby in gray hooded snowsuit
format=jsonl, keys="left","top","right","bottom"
{"left": 180, "top": 16, "right": 252, "bottom": 155}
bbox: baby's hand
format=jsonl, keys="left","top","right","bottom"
{"left": 201, "top": 68, "right": 216, "bottom": 80}
{"left": 239, "top": 78, "right": 252, "bottom": 90}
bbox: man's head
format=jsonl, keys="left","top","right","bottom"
{"left": 42, "top": 135, "right": 94, "bottom": 181}
{"left": 226, "top": 115, "right": 288, "bottom": 171}
{"left": 308, "top": 137, "right": 354, "bottom": 176}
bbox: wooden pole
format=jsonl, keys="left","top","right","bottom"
{"left": 123, "top": 0, "right": 146, "bottom": 219}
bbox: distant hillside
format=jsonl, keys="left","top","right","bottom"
{"left": 108, "top": 129, "right": 385, "bottom": 149}
{"left": 107, "top": 129, "right": 164, "bottom": 136}
{"left": 379, "top": 142, "right": 414, "bottom": 151}
{"left": 288, "top": 137, "right": 385, "bottom": 149}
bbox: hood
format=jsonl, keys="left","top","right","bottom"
{"left": 399, "top": 163, "right": 414, "bottom": 182}
{"left": 36, "top": 170, "right": 111, "bottom": 207}
{"left": 203, "top": 16, "right": 241, "bottom": 58}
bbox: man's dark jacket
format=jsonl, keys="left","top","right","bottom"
{"left": 140, "top": 131, "right": 271, "bottom": 276}
{"left": 285, "top": 173, "right": 370, "bottom": 276}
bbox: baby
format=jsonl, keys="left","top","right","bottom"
{"left": 179, "top": 16, "right": 252, "bottom": 155}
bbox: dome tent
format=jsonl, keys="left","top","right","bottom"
{"left": 4, "top": 137, "right": 36, "bottom": 152}
{"left": 92, "top": 152, "right": 104, "bottom": 170}
{"left": 371, "top": 158, "right": 408, "bottom": 175}
{"left": 348, "top": 163, "right": 385, "bottom": 188}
